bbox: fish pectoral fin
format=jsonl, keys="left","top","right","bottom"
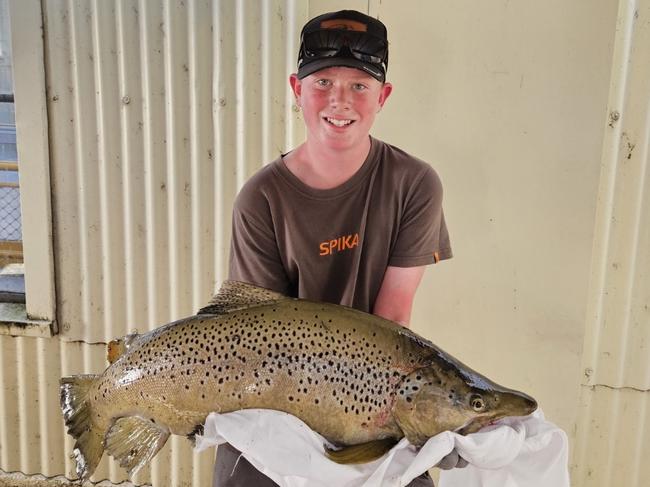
{"left": 324, "top": 438, "right": 398, "bottom": 464}
{"left": 104, "top": 416, "right": 170, "bottom": 478}
{"left": 197, "top": 280, "right": 289, "bottom": 315}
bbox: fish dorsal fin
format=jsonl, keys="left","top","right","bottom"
{"left": 104, "top": 415, "right": 170, "bottom": 478}
{"left": 107, "top": 332, "right": 139, "bottom": 364}
{"left": 325, "top": 438, "right": 398, "bottom": 464}
{"left": 197, "top": 280, "right": 289, "bottom": 315}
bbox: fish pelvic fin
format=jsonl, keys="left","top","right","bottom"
{"left": 325, "top": 438, "right": 398, "bottom": 464}
{"left": 197, "top": 280, "right": 289, "bottom": 315}
{"left": 186, "top": 423, "right": 204, "bottom": 447}
{"left": 60, "top": 374, "right": 104, "bottom": 481}
{"left": 104, "top": 415, "right": 170, "bottom": 478}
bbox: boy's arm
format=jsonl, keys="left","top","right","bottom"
{"left": 379, "top": 165, "right": 450, "bottom": 327}
{"left": 372, "top": 265, "right": 426, "bottom": 327}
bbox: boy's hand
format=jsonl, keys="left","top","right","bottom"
{"left": 436, "top": 449, "right": 469, "bottom": 470}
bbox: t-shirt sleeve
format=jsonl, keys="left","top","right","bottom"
{"left": 388, "top": 166, "right": 452, "bottom": 267}
{"left": 228, "top": 185, "right": 292, "bottom": 294}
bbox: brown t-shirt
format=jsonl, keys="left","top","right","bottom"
{"left": 228, "top": 137, "right": 452, "bottom": 312}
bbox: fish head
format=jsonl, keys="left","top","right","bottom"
{"left": 391, "top": 357, "right": 537, "bottom": 446}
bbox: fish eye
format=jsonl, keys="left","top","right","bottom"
{"left": 470, "top": 394, "right": 485, "bottom": 412}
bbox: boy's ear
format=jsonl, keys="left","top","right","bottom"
{"left": 289, "top": 73, "right": 302, "bottom": 101}
{"left": 378, "top": 82, "right": 393, "bottom": 109}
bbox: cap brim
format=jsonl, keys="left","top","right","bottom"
{"left": 297, "top": 57, "right": 385, "bottom": 82}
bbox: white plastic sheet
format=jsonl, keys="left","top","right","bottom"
{"left": 195, "top": 409, "right": 569, "bottom": 487}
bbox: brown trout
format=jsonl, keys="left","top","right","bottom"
{"left": 61, "top": 280, "right": 537, "bottom": 480}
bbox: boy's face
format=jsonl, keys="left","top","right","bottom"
{"left": 290, "top": 67, "right": 392, "bottom": 152}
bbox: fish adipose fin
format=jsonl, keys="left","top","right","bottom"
{"left": 197, "top": 280, "right": 289, "bottom": 315}
{"left": 104, "top": 415, "right": 170, "bottom": 478}
{"left": 60, "top": 374, "right": 104, "bottom": 480}
{"left": 325, "top": 438, "right": 398, "bottom": 464}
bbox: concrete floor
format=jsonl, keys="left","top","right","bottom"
{"left": 0, "top": 470, "right": 144, "bottom": 487}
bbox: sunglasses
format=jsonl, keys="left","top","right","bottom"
{"left": 300, "top": 29, "right": 388, "bottom": 70}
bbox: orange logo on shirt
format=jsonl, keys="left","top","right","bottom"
{"left": 319, "top": 233, "right": 360, "bottom": 256}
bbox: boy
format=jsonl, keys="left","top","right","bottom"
{"left": 214, "top": 10, "right": 457, "bottom": 486}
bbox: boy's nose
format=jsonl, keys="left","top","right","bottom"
{"left": 329, "top": 85, "right": 351, "bottom": 108}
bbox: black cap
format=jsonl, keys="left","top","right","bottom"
{"left": 297, "top": 10, "right": 389, "bottom": 82}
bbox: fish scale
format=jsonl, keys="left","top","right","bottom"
{"left": 60, "top": 280, "right": 537, "bottom": 481}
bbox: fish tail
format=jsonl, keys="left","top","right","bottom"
{"left": 60, "top": 374, "right": 104, "bottom": 481}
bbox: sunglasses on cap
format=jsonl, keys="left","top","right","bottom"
{"left": 301, "top": 29, "right": 388, "bottom": 67}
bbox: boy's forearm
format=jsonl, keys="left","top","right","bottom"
{"left": 372, "top": 265, "right": 426, "bottom": 327}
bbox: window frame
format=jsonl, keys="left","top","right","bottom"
{"left": 0, "top": 0, "right": 56, "bottom": 337}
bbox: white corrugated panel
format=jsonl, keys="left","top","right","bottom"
{"left": 573, "top": 1, "right": 650, "bottom": 486}
{"left": 44, "top": 0, "right": 304, "bottom": 344}
{"left": 2, "top": 0, "right": 306, "bottom": 485}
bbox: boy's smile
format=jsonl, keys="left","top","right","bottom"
{"left": 324, "top": 117, "right": 354, "bottom": 128}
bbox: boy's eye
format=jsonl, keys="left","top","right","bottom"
{"left": 316, "top": 79, "right": 331, "bottom": 87}
{"left": 353, "top": 83, "right": 367, "bottom": 91}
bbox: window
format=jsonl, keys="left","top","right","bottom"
{"left": 0, "top": 0, "right": 23, "bottom": 304}
{"left": 0, "top": 0, "right": 55, "bottom": 337}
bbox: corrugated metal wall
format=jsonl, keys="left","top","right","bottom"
{"left": 2, "top": 0, "right": 306, "bottom": 485}
{"left": 572, "top": 0, "right": 650, "bottom": 485}
{"left": 44, "top": 0, "right": 304, "bottom": 344}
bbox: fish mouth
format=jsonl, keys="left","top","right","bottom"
{"left": 493, "top": 388, "right": 538, "bottom": 420}
{"left": 512, "top": 391, "right": 538, "bottom": 416}
{"left": 456, "top": 412, "right": 515, "bottom": 435}
{"left": 455, "top": 415, "right": 496, "bottom": 436}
